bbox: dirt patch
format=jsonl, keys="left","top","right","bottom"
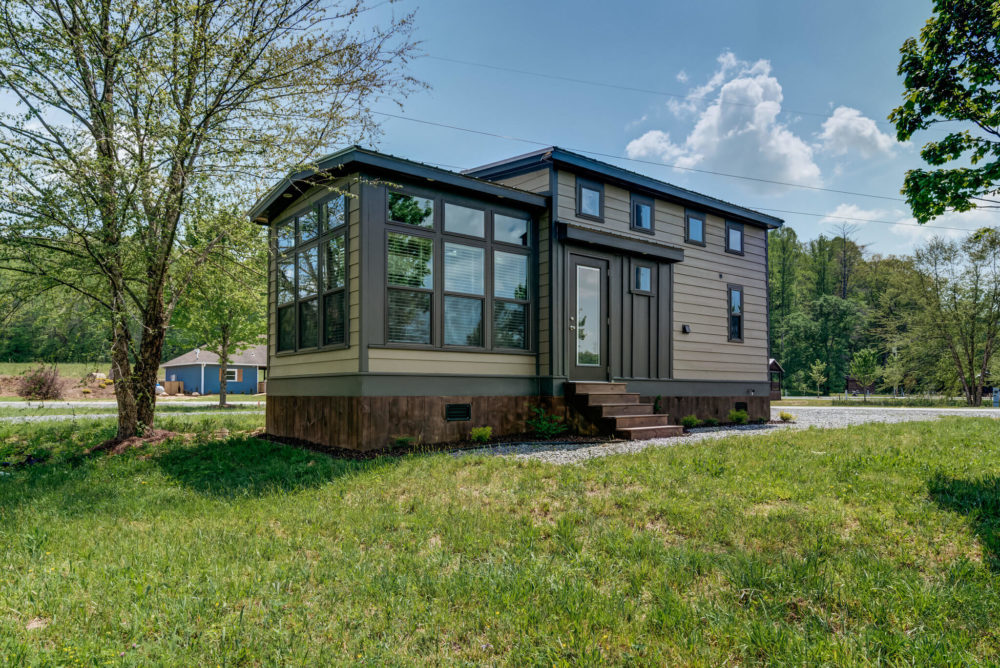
{"left": 89, "top": 429, "right": 179, "bottom": 455}
{"left": 25, "top": 617, "right": 49, "bottom": 631}
{"left": 0, "top": 374, "right": 118, "bottom": 400}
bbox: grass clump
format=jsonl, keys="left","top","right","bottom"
{"left": 702, "top": 417, "right": 719, "bottom": 427}
{"left": 526, "top": 406, "right": 568, "bottom": 439}
{"left": 679, "top": 414, "right": 701, "bottom": 429}
{"left": 470, "top": 426, "right": 492, "bottom": 443}
{"left": 727, "top": 408, "right": 749, "bottom": 424}
{"left": 779, "top": 411, "right": 795, "bottom": 422}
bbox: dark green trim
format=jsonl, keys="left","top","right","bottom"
{"left": 558, "top": 223, "right": 684, "bottom": 262}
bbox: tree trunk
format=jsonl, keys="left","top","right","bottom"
{"left": 133, "top": 296, "right": 169, "bottom": 431}
{"left": 110, "top": 298, "right": 137, "bottom": 441}
{"left": 219, "top": 328, "right": 230, "bottom": 408}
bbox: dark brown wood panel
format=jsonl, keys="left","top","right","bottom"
{"left": 643, "top": 395, "right": 770, "bottom": 423}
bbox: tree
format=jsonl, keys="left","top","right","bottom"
{"left": 0, "top": 0, "right": 418, "bottom": 443}
{"left": 907, "top": 232, "right": 1000, "bottom": 406}
{"left": 768, "top": 226, "right": 801, "bottom": 367}
{"left": 882, "top": 351, "right": 906, "bottom": 398}
{"left": 171, "top": 213, "right": 266, "bottom": 407}
{"left": 849, "top": 348, "right": 882, "bottom": 402}
{"left": 808, "top": 360, "right": 828, "bottom": 398}
{"left": 890, "top": 0, "right": 1000, "bottom": 223}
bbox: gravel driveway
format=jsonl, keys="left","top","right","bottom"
{"left": 461, "top": 405, "right": 1000, "bottom": 465}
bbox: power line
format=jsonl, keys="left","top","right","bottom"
{"left": 752, "top": 206, "right": 986, "bottom": 232}
{"left": 371, "top": 110, "right": 907, "bottom": 202}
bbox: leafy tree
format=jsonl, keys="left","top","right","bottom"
{"left": 808, "top": 360, "right": 828, "bottom": 398}
{"left": 171, "top": 213, "right": 266, "bottom": 407}
{"left": 849, "top": 348, "right": 882, "bottom": 401}
{"left": 0, "top": 0, "right": 418, "bottom": 443}
{"left": 890, "top": 0, "right": 1000, "bottom": 223}
{"left": 882, "top": 351, "right": 906, "bottom": 397}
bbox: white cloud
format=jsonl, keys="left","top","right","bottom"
{"left": 818, "top": 203, "right": 998, "bottom": 253}
{"left": 626, "top": 52, "right": 821, "bottom": 190}
{"left": 676, "top": 70, "right": 689, "bottom": 84}
{"left": 819, "top": 106, "right": 900, "bottom": 159}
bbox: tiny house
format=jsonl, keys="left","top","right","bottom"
{"left": 160, "top": 345, "right": 266, "bottom": 395}
{"left": 251, "top": 147, "right": 780, "bottom": 450}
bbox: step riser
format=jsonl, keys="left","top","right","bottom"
{"left": 568, "top": 382, "right": 627, "bottom": 394}
{"left": 610, "top": 415, "right": 674, "bottom": 428}
{"left": 597, "top": 404, "right": 653, "bottom": 417}
{"left": 616, "top": 426, "right": 685, "bottom": 440}
{"left": 586, "top": 393, "right": 640, "bottom": 406}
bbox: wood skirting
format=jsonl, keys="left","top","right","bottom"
{"left": 648, "top": 395, "right": 770, "bottom": 423}
{"left": 266, "top": 394, "right": 569, "bottom": 451}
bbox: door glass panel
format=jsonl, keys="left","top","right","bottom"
{"left": 576, "top": 265, "right": 601, "bottom": 366}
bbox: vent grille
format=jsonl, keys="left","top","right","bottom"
{"left": 445, "top": 403, "right": 472, "bottom": 422}
{"left": 735, "top": 402, "right": 748, "bottom": 412}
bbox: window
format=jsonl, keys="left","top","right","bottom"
{"left": 728, "top": 285, "right": 743, "bottom": 342}
{"left": 494, "top": 251, "right": 529, "bottom": 349}
{"left": 274, "top": 194, "right": 349, "bottom": 353}
{"left": 444, "top": 243, "right": 484, "bottom": 347}
{"left": 726, "top": 221, "right": 744, "bottom": 255}
{"left": 444, "top": 202, "right": 485, "bottom": 238}
{"left": 494, "top": 213, "right": 529, "bottom": 246}
{"left": 631, "top": 193, "right": 654, "bottom": 233}
{"left": 387, "top": 233, "right": 433, "bottom": 344}
{"left": 575, "top": 177, "right": 603, "bottom": 221}
{"left": 225, "top": 368, "right": 238, "bottom": 382}
{"left": 633, "top": 265, "right": 652, "bottom": 293}
{"left": 685, "top": 211, "right": 705, "bottom": 245}
{"left": 388, "top": 192, "right": 434, "bottom": 228}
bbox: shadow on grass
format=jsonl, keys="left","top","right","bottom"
{"left": 154, "top": 436, "right": 391, "bottom": 499}
{"left": 928, "top": 473, "right": 1000, "bottom": 571}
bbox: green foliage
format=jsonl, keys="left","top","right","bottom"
{"left": 526, "top": 406, "right": 568, "bottom": 439}
{"left": 15, "top": 365, "right": 63, "bottom": 400}
{"left": 470, "top": 426, "right": 493, "bottom": 444}
{"left": 808, "top": 360, "right": 828, "bottom": 397}
{"left": 849, "top": 348, "right": 882, "bottom": 400}
{"left": 391, "top": 435, "right": 419, "bottom": 449}
{"left": 831, "top": 397, "right": 973, "bottom": 408}
{"left": 702, "top": 417, "right": 719, "bottom": 427}
{"left": 778, "top": 411, "right": 795, "bottom": 423}
{"left": 680, "top": 415, "right": 701, "bottom": 429}
{"left": 727, "top": 409, "right": 748, "bottom": 425}
{"left": 890, "top": 1, "right": 1000, "bottom": 223}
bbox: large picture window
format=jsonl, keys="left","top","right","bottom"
{"left": 275, "top": 194, "right": 349, "bottom": 353}
{"left": 385, "top": 188, "right": 532, "bottom": 351}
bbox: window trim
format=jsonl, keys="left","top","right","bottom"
{"left": 725, "top": 220, "right": 745, "bottom": 256}
{"left": 575, "top": 176, "right": 604, "bottom": 222}
{"left": 273, "top": 192, "right": 351, "bottom": 356}
{"left": 630, "top": 193, "right": 655, "bottom": 234}
{"left": 728, "top": 283, "right": 744, "bottom": 343}
{"left": 224, "top": 368, "right": 239, "bottom": 383}
{"left": 685, "top": 210, "right": 706, "bottom": 246}
{"left": 631, "top": 263, "right": 654, "bottom": 296}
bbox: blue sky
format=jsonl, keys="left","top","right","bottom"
{"left": 366, "top": 0, "right": 998, "bottom": 255}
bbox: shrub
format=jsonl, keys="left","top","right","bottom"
{"left": 391, "top": 435, "right": 419, "bottom": 449}
{"left": 680, "top": 414, "right": 701, "bottom": 429}
{"left": 81, "top": 388, "right": 92, "bottom": 395}
{"left": 702, "top": 417, "right": 719, "bottom": 427}
{"left": 727, "top": 409, "right": 749, "bottom": 425}
{"left": 470, "top": 426, "right": 492, "bottom": 444}
{"left": 16, "top": 365, "right": 63, "bottom": 400}
{"left": 526, "top": 406, "right": 568, "bottom": 439}
{"left": 779, "top": 411, "right": 795, "bottom": 423}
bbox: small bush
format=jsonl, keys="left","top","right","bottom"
{"left": 702, "top": 417, "right": 719, "bottom": 427}
{"left": 526, "top": 406, "right": 568, "bottom": 439}
{"left": 680, "top": 414, "right": 701, "bottom": 429}
{"left": 728, "top": 409, "right": 749, "bottom": 425}
{"left": 16, "top": 365, "right": 63, "bottom": 400}
{"left": 779, "top": 411, "right": 795, "bottom": 423}
{"left": 470, "top": 426, "right": 492, "bottom": 443}
{"left": 391, "top": 435, "right": 419, "bottom": 449}
{"left": 81, "top": 388, "right": 92, "bottom": 395}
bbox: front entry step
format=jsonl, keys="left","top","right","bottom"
{"left": 566, "top": 381, "right": 682, "bottom": 441}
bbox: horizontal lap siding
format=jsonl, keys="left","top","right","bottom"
{"left": 555, "top": 170, "right": 768, "bottom": 382}
{"left": 368, "top": 349, "right": 536, "bottom": 376}
{"left": 494, "top": 169, "right": 551, "bottom": 195}
{"left": 268, "top": 177, "right": 361, "bottom": 380}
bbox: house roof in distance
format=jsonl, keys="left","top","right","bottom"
{"left": 465, "top": 147, "right": 783, "bottom": 229}
{"left": 161, "top": 344, "right": 268, "bottom": 368}
{"left": 248, "top": 145, "right": 549, "bottom": 224}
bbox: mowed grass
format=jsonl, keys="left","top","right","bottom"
{"left": 0, "top": 403, "right": 265, "bottom": 419}
{"left": 2, "top": 418, "right": 1000, "bottom": 665}
{"left": 0, "top": 362, "right": 108, "bottom": 378}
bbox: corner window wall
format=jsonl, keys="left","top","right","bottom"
{"left": 385, "top": 187, "right": 532, "bottom": 351}
{"left": 275, "top": 195, "right": 349, "bottom": 353}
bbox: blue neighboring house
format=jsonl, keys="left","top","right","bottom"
{"left": 160, "top": 345, "right": 266, "bottom": 395}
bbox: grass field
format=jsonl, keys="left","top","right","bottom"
{"left": 0, "top": 362, "right": 108, "bottom": 378}
{"left": 2, "top": 417, "right": 1000, "bottom": 664}
{"left": 0, "top": 404, "right": 264, "bottom": 419}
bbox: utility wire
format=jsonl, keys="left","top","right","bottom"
{"left": 751, "top": 206, "right": 987, "bottom": 232}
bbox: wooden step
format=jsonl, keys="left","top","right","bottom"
{"left": 596, "top": 403, "right": 654, "bottom": 417}
{"left": 610, "top": 414, "right": 674, "bottom": 429}
{"left": 586, "top": 392, "right": 640, "bottom": 406}
{"left": 615, "top": 425, "right": 685, "bottom": 440}
{"left": 567, "top": 381, "right": 627, "bottom": 395}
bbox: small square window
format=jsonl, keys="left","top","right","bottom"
{"left": 225, "top": 369, "right": 238, "bottom": 382}
{"left": 576, "top": 177, "right": 603, "bottom": 220}
{"left": 726, "top": 221, "right": 744, "bottom": 254}
{"left": 388, "top": 192, "right": 434, "bottom": 228}
{"left": 444, "top": 202, "right": 485, "bottom": 237}
{"left": 634, "top": 266, "right": 652, "bottom": 293}
{"left": 631, "top": 194, "right": 654, "bottom": 232}
{"left": 494, "top": 213, "right": 529, "bottom": 246}
{"left": 686, "top": 212, "right": 705, "bottom": 245}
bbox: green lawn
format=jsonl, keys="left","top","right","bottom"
{"left": 0, "top": 362, "right": 108, "bottom": 378}
{"left": 2, "top": 418, "right": 1000, "bottom": 665}
{"left": 0, "top": 404, "right": 264, "bottom": 418}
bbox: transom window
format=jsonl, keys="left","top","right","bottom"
{"left": 275, "top": 194, "right": 349, "bottom": 353}
{"left": 385, "top": 188, "right": 532, "bottom": 351}
{"left": 631, "top": 193, "right": 654, "bottom": 232}
{"left": 726, "top": 220, "right": 744, "bottom": 255}
{"left": 576, "top": 177, "right": 603, "bottom": 221}
{"left": 728, "top": 284, "right": 743, "bottom": 342}
{"left": 686, "top": 211, "right": 705, "bottom": 245}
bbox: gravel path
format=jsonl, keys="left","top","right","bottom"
{"left": 0, "top": 410, "right": 264, "bottom": 424}
{"left": 460, "top": 405, "right": 1000, "bottom": 465}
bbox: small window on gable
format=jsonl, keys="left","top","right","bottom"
{"left": 726, "top": 221, "right": 744, "bottom": 255}
{"left": 631, "top": 194, "right": 654, "bottom": 232}
{"left": 685, "top": 211, "right": 705, "bottom": 245}
{"left": 576, "top": 177, "right": 603, "bottom": 221}
{"left": 728, "top": 284, "right": 743, "bottom": 342}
